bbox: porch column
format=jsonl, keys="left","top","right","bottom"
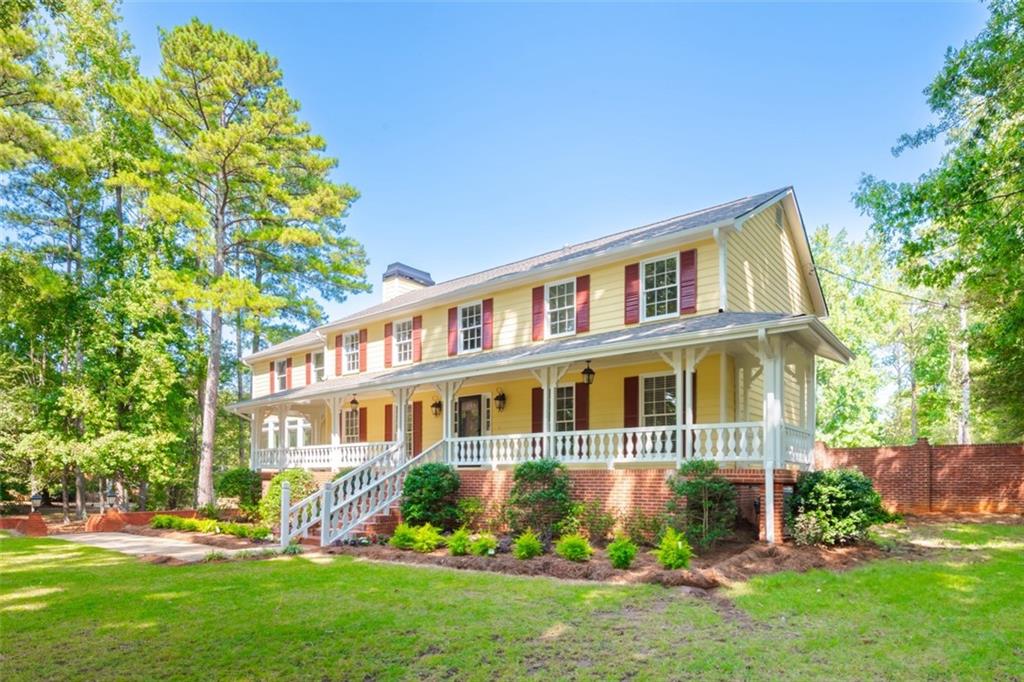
{"left": 277, "top": 404, "right": 288, "bottom": 466}
{"left": 249, "top": 408, "right": 260, "bottom": 470}
{"left": 758, "top": 331, "right": 785, "bottom": 543}
{"left": 530, "top": 365, "right": 568, "bottom": 460}
{"left": 684, "top": 349, "right": 695, "bottom": 460}
{"left": 391, "top": 387, "right": 414, "bottom": 457}
{"left": 807, "top": 355, "right": 817, "bottom": 470}
{"left": 434, "top": 380, "right": 464, "bottom": 463}
{"left": 327, "top": 397, "right": 340, "bottom": 471}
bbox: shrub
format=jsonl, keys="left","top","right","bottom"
{"left": 455, "top": 497, "right": 485, "bottom": 529}
{"left": 447, "top": 527, "right": 472, "bottom": 556}
{"left": 150, "top": 514, "right": 175, "bottom": 529}
{"left": 215, "top": 468, "right": 262, "bottom": 515}
{"left": 623, "top": 509, "right": 667, "bottom": 547}
{"left": 400, "top": 463, "right": 461, "bottom": 530}
{"left": 790, "top": 512, "right": 825, "bottom": 546}
{"left": 607, "top": 535, "right": 638, "bottom": 569}
{"left": 787, "top": 468, "right": 893, "bottom": 545}
{"left": 148, "top": 514, "right": 271, "bottom": 541}
{"left": 667, "top": 460, "right": 737, "bottom": 550}
{"left": 655, "top": 527, "right": 692, "bottom": 569}
{"left": 259, "top": 469, "right": 317, "bottom": 525}
{"left": 412, "top": 524, "right": 445, "bottom": 553}
{"left": 554, "top": 533, "right": 593, "bottom": 562}
{"left": 389, "top": 523, "right": 417, "bottom": 550}
{"left": 469, "top": 532, "right": 498, "bottom": 557}
{"left": 281, "top": 543, "right": 303, "bottom": 555}
{"left": 507, "top": 460, "right": 572, "bottom": 541}
{"left": 512, "top": 529, "right": 543, "bottom": 560}
{"left": 197, "top": 503, "right": 222, "bottom": 520}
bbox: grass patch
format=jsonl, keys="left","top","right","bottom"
{"left": 1, "top": 523, "right": 1022, "bottom": 680}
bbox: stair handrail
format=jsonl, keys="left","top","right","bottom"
{"left": 278, "top": 480, "right": 327, "bottom": 549}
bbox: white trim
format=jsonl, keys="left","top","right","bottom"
{"left": 457, "top": 300, "right": 484, "bottom": 354}
{"left": 638, "top": 252, "right": 680, "bottom": 323}
{"left": 391, "top": 318, "right": 414, "bottom": 366}
{"left": 544, "top": 277, "right": 577, "bottom": 339}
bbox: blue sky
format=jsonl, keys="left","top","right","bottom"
{"left": 121, "top": 1, "right": 987, "bottom": 322}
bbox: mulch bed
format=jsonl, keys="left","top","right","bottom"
{"left": 124, "top": 526, "right": 271, "bottom": 550}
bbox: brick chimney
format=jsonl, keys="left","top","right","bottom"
{"left": 382, "top": 262, "right": 434, "bottom": 302}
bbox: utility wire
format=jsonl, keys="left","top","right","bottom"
{"left": 812, "top": 265, "right": 949, "bottom": 309}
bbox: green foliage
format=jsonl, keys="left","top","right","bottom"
{"left": 787, "top": 469, "right": 893, "bottom": 545}
{"left": 216, "top": 468, "right": 262, "bottom": 513}
{"left": 554, "top": 533, "right": 592, "bottom": 562}
{"left": 607, "top": 535, "right": 638, "bottom": 570}
{"left": 455, "top": 496, "right": 485, "bottom": 530}
{"left": 281, "top": 542, "right": 303, "bottom": 555}
{"left": 468, "top": 533, "right": 498, "bottom": 557}
{"left": 400, "top": 463, "right": 461, "bottom": 530}
{"left": 507, "top": 460, "right": 572, "bottom": 541}
{"left": 654, "top": 527, "right": 692, "bottom": 569}
{"left": 622, "top": 509, "right": 667, "bottom": 547}
{"left": 667, "top": 460, "right": 737, "bottom": 550}
{"left": 558, "top": 499, "right": 616, "bottom": 545}
{"left": 447, "top": 527, "right": 472, "bottom": 556}
{"left": 388, "top": 523, "right": 416, "bottom": 550}
{"left": 512, "top": 529, "right": 543, "bottom": 560}
{"left": 259, "top": 469, "right": 316, "bottom": 525}
{"left": 197, "top": 503, "right": 221, "bottom": 520}
{"left": 148, "top": 514, "right": 269, "bottom": 540}
{"left": 411, "top": 524, "right": 445, "bottom": 553}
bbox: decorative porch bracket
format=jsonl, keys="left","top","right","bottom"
{"left": 390, "top": 385, "right": 418, "bottom": 457}
{"left": 658, "top": 347, "right": 705, "bottom": 468}
{"left": 529, "top": 364, "right": 570, "bottom": 465}
{"left": 433, "top": 379, "right": 464, "bottom": 462}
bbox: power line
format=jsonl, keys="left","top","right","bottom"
{"left": 812, "top": 265, "right": 949, "bottom": 308}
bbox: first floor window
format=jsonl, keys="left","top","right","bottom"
{"left": 343, "top": 409, "right": 360, "bottom": 443}
{"left": 459, "top": 303, "right": 482, "bottom": 353}
{"left": 275, "top": 360, "right": 288, "bottom": 391}
{"left": 404, "top": 403, "right": 414, "bottom": 456}
{"left": 642, "top": 375, "right": 676, "bottom": 426}
{"left": 262, "top": 417, "right": 277, "bottom": 449}
{"left": 642, "top": 255, "right": 678, "bottom": 320}
{"left": 554, "top": 386, "right": 575, "bottom": 431}
{"left": 546, "top": 280, "right": 576, "bottom": 337}
{"left": 343, "top": 332, "right": 360, "bottom": 373}
{"left": 394, "top": 319, "right": 413, "bottom": 364}
{"left": 312, "top": 351, "right": 325, "bottom": 382}
{"left": 262, "top": 416, "right": 311, "bottom": 448}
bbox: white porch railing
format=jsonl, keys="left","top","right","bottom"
{"left": 278, "top": 480, "right": 326, "bottom": 549}
{"left": 254, "top": 442, "right": 395, "bottom": 470}
{"left": 782, "top": 425, "right": 814, "bottom": 467}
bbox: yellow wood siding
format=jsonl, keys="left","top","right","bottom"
{"left": 726, "top": 208, "right": 813, "bottom": 314}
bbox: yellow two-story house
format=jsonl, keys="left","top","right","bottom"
{"left": 229, "top": 187, "right": 849, "bottom": 545}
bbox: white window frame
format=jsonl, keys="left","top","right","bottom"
{"left": 312, "top": 351, "right": 325, "bottom": 383}
{"left": 545, "top": 278, "right": 577, "bottom": 339}
{"left": 274, "top": 360, "right": 288, "bottom": 391}
{"left": 261, "top": 417, "right": 277, "bottom": 449}
{"left": 639, "top": 373, "right": 677, "bottom": 427}
{"left": 343, "top": 408, "right": 360, "bottom": 443}
{"left": 392, "top": 318, "right": 414, "bottom": 365}
{"left": 639, "top": 253, "right": 679, "bottom": 322}
{"left": 458, "top": 301, "right": 483, "bottom": 354}
{"left": 554, "top": 385, "right": 575, "bottom": 432}
{"left": 343, "top": 332, "right": 360, "bottom": 374}
{"left": 451, "top": 392, "right": 491, "bottom": 436}
{"left": 404, "top": 403, "right": 414, "bottom": 456}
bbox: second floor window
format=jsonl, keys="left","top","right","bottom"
{"left": 275, "top": 360, "right": 288, "bottom": 391}
{"left": 312, "top": 351, "right": 325, "bottom": 382}
{"left": 459, "top": 303, "right": 482, "bottom": 353}
{"left": 343, "top": 409, "right": 360, "bottom": 443}
{"left": 642, "top": 255, "right": 678, "bottom": 320}
{"left": 343, "top": 332, "right": 360, "bottom": 373}
{"left": 546, "top": 280, "right": 576, "bottom": 337}
{"left": 394, "top": 319, "right": 413, "bottom": 364}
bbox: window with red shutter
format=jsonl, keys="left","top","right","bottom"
{"left": 412, "top": 401, "right": 423, "bottom": 454}
{"left": 531, "top": 286, "right": 545, "bottom": 341}
{"left": 268, "top": 362, "right": 275, "bottom": 394}
{"left": 412, "top": 316, "right": 422, "bottom": 362}
{"left": 531, "top": 387, "right": 544, "bottom": 433}
{"left": 305, "top": 353, "right": 311, "bottom": 385}
{"left": 623, "top": 376, "right": 639, "bottom": 427}
{"left": 384, "top": 322, "right": 393, "bottom": 368}
{"left": 447, "top": 307, "right": 458, "bottom": 356}
{"left": 285, "top": 357, "right": 293, "bottom": 390}
{"left": 624, "top": 263, "right": 640, "bottom": 324}
{"left": 384, "top": 405, "right": 393, "bottom": 442}
{"left": 334, "top": 335, "right": 342, "bottom": 376}
{"left": 358, "top": 329, "right": 367, "bottom": 372}
{"left": 358, "top": 407, "right": 368, "bottom": 443}
{"left": 575, "top": 275, "right": 590, "bottom": 333}
{"left": 482, "top": 298, "right": 493, "bottom": 350}
{"left": 679, "top": 249, "right": 697, "bottom": 314}
{"left": 574, "top": 382, "right": 589, "bottom": 430}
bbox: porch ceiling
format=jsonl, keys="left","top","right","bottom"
{"left": 228, "top": 311, "right": 849, "bottom": 415}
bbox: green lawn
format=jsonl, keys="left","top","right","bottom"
{"left": 1, "top": 523, "right": 1022, "bottom": 681}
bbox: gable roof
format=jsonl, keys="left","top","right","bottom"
{"left": 245, "top": 186, "right": 824, "bottom": 363}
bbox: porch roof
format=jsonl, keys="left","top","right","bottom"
{"left": 229, "top": 311, "right": 850, "bottom": 415}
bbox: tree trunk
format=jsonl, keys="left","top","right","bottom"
{"left": 197, "top": 306, "right": 222, "bottom": 505}
{"left": 957, "top": 302, "right": 971, "bottom": 444}
{"left": 236, "top": 310, "right": 246, "bottom": 465}
{"left": 138, "top": 480, "right": 148, "bottom": 512}
{"left": 61, "top": 465, "right": 70, "bottom": 524}
{"left": 910, "top": 369, "right": 919, "bottom": 441}
{"left": 75, "top": 466, "right": 86, "bottom": 519}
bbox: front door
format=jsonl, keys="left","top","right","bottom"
{"left": 457, "top": 395, "right": 483, "bottom": 438}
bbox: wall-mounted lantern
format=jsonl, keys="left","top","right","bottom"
{"left": 431, "top": 400, "right": 443, "bottom": 417}
{"left": 349, "top": 395, "right": 359, "bottom": 409}
{"left": 105, "top": 486, "right": 117, "bottom": 509}
{"left": 581, "top": 360, "right": 596, "bottom": 386}
{"left": 30, "top": 492, "right": 42, "bottom": 511}
{"left": 494, "top": 390, "right": 507, "bottom": 412}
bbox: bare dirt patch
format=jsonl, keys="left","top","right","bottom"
{"left": 123, "top": 526, "right": 270, "bottom": 550}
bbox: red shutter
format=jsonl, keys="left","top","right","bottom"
{"left": 531, "top": 387, "right": 544, "bottom": 433}
{"left": 447, "top": 307, "right": 458, "bottom": 356}
{"left": 574, "top": 382, "right": 589, "bottom": 430}
{"left": 624, "top": 263, "right": 640, "bottom": 324}
{"left": 358, "top": 407, "right": 368, "bottom": 443}
{"left": 482, "top": 298, "right": 494, "bottom": 350}
{"left": 305, "top": 353, "right": 311, "bottom": 385}
{"left": 412, "top": 315, "right": 422, "bottom": 362}
{"left": 679, "top": 249, "right": 697, "bottom": 314}
{"left": 268, "top": 362, "right": 275, "bottom": 394}
{"left": 575, "top": 275, "right": 590, "bottom": 333}
{"left": 383, "top": 322, "right": 393, "bottom": 368}
{"left": 623, "top": 376, "right": 639, "bottom": 427}
{"left": 532, "top": 286, "right": 545, "bottom": 341}
{"left": 413, "top": 401, "right": 423, "bottom": 455}
{"left": 384, "top": 405, "right": 394, "bottom": 441}
{"left": 285, "top": 357, "right": 293, "bottom": 389}
{"left": 334, "top": 334, "right": 342, "bottom": 375}
{"left": 358, "top": 329, "right": 367, "bottom": 372}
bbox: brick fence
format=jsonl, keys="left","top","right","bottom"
{"left": 814, "top": 439, "right": 1024, "bottom": 514}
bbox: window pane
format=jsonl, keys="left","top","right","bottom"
{"left": 642, "top": 257, "right": 678, "bottom": 319}
{"left": 344, "top": 409, "right": 360, "bottom": 443}
{"left": 555, "top": 386, "right": 574, "bottom": 432}
{"left": 642, "top": 375, "right": 677, "bottom": 426}
{"left": 344, "top": 333, "right": 360, "bottom": 372}
{"left": 547, "top": 281, "right": 576, "bottom": 336}
{"left": 394, "top": 320, "right": 413, "bottom": 364}
{"left": 460, "top": 304, "right": 482, "bottom": 352}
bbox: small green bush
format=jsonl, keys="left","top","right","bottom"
{"left": 607, "top": 535, "right": 638, "bottom": 569}
{"left": 554, "top": 533, "right": 593, "bottom": 562}
{"left": 197, "top": 503, "right": 222, "bottom": 520}
{"left": 447, "top": 527, "right": 472, "bottom": 556}
{"left": 507, "top": 460, "right": 573, "bottom": 541}
{"left": 215, "top": 468, "right": 262, "bottom": 515}
{"left": 787, "top": 468, "right": 894, "bottom": 545}
{"left": 389, "top": 523, "right": 417, "bottom": 550}
{"left": 148, "top": 514, "right": 270, "bottom": 540}
{"left": 259, "top": 469, "right": 317, "bottom": 525}
{"left": 469, "top": 532, "right": 498, "bottom": 557}
{"left": 512, "top": 529, "right": 543, "bottom": 560}
{"left": 455, "top": 497, "right": 485, "bottom": 529}
{"left": 281, "top": 543, "right": 303, "bottom": 555}
{"left": 623, "top": 509, "right": 667, "bottom": 547}
{"left": 150, "top": 514, "right": 175, "bottom": 529}
{"left": 654, "top": 527, "right": 692, "bottom": 569}
{"left": 667, "top": 460, "right": 737, "bottom": 550}
{"left": 400, "top": 463, "right": 461, "bottom": 530}
{"left": 412, "top": 524, "right": 445, "bottom": 553}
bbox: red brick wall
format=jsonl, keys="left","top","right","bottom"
{"left": 815, "top": 439, "right": 1024, "bottom": 514}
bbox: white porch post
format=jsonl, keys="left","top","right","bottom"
{"left": 684, "top": 348, "right": 695, "bottom": 461}
{"left": 808, "top": 355, "right": 817, "bottom": 471}
{"left": 277, "top": 404, "right": 287, "bottom": 467}
{"left": 530, "top": 366, "right": 568, "bottom": 460}
{"left": 391, "top": 387, "right": 415, "bottom": 458}
{"left": 434, "top": 380, "right": 463, "bottom": 463}
{"left": 327, "top": 397, "right": 340, "bottom": 471}
{"left": 759, "top": 331, "right": 785, "bottom": 543}
{"left": 249, "top": 408, "right": 260, "bottom": 470}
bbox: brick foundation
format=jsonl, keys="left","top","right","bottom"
{"left": 815, "top": 439, "right": 1024, "bottom": 514}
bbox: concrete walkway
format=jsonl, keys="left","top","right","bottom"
{"left": 50, "top": 532, "right": 248, "bottom": 563}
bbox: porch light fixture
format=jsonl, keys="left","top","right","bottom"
{"left": 494, "top": 390, "right": 507, "bottom": 412}
{"left": 581, "top": 360, "right": 596, "bottom": 386}
{"left": 29, "top": 492, "right": 42, "bottom": 511}
{"left": 430, "top": 400, "right": 443, "bottom": 417}
{"left": 105, "top": 486, "right": 117, "bottom": 508}
{"left": 349, "top": 395, "right": 359, "bottom": 409}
